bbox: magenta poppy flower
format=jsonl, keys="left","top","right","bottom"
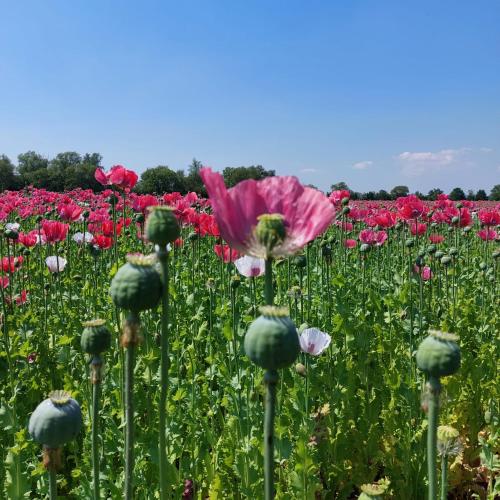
{"left": 359, "top": 229, "right": 388, "bottom": 246}
{"left": 200, "top": 168, "right": 334, "bottom": 258}
{"left": 477, "top": 229, "right": 497, "bottom": 241}
{"left": 344, "top": 239, "right": 357, "bottom": 249}
{"left": 95, "top": 165, "right": 138, "bottom": 191}
{"left": 414, "top": 265, "right": 433, "bottom": 281}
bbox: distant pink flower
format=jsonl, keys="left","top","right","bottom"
{"left": 429, "top": 233, "right": 444, "bottom": 244}
{"left": 95, "top": 165, "right": 138, "bottom": 191}
{"left": 27, "top": 352, "right": 37, "bottom": 364}
{"left": 200, "top": 168, "right": 334, "bottom": 258}
{"left": 344, "top": 239, "right": 357, "bottom": 249}
{"left": 413, "top": 265, "right": 432, "bottom": 281}
{"left": 477, "top": 229, "right": 497, "bottom": 241}
{"left": 359, "top": 229, "right": 388, "bottom": 246}
{"left": 335, "top": 220, "right": 353, "bottom": 232}
{"left": 478, "top": 209, "right": 500, "bottom": 227}
{"left": 329, "top": 190, "right": 350, "bottom": 207}
{"left": 409, "top": 222, "right": 427, "bottom": 236}
{"left": 214, "top": 244, "right": 240, "bottom": 263}
{"left": 1, "top": 276, "right": 9, "bottom": 289}
{"left": 234, "top": 255, "right": 265, "bottom": 277}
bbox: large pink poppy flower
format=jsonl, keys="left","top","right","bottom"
{"left": 200, "top": 168, "right": 334, "bottom": 258}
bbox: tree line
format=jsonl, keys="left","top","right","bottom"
{"left": 1, "top": 151, "right": 499, "bottom": 200}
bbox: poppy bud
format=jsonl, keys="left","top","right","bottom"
{"left": 360, "top": 243, "right": 371, "bottom": 253}
{"left": 463, "top": 226, "right": 471, "bottom": 233}
{"left": 451, "top": 216, "right": 459, "bottom": 225}
{"left": 405, "top": 238, "right": 415, "bottom": 248}
{"left": 441, "top": 255, "right": 452, "bottom": 266}
{"left": 145, "top": 206, "right": 180, "bottom": 247}
{"left": 341, "top": 206, "right": 350, "bottom": 215}
{"left": 435, "top": 250, "right": 444, "bottom": 259}
{"left": 231, "top": 275, "right": 241, "bottom": 290}
{"left": 134, "top": 213, "right": 145, "bottom": 224}
{"left": 110, "top": 254, "right": 162, "bottom": 312}
{"left": 456, "top": 202, "right": 463, "bottom": 209}
{"left": 81, "top": 319, "right": 112, "bottom": 355}
{"left": 244, "top": 306, "right": 300, "bottom": 370}
{"left": 82, "top": 210, "right": 90, "bottom": 219}
{"left": 4, "top": 229, "right": 18, "bottom": 240}
{"left": 294, "top": 255, "right": 307, "bottom": 268}
{"left": 295, "top": 363, "right": 307, "bottom": 377}
{"left": 427, "top": 244, "right": 436, "bottom": 254}
{"left": 449, "top": 247, "right": 458, "bottom": 256}
{"left": 416, "top": 330, "right": 461, "bottom": 378}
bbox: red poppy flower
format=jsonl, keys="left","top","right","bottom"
{"left": 214, "top": 244, "right": 240, "bottom": 263}
{"left": 95, "top": 165, "right": 138, "bottom": 191}
{"left": 41, "top": 220, "right": 69, "bottom": 243}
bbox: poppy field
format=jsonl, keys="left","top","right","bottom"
{"left": 0, "top": 166, "right": 499, "bottom": 499}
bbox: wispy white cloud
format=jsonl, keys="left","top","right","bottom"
{"left": 397, "top": 148, "right": 470, "bottom": 176}
{"left": 300, "top": 168, "right": 317, "bottom": 173}
{"left": 480, "top": 147, "right": 493, "bottom": 153}
{"left": 352, "top": 160, "right": 373, "bottom": 170}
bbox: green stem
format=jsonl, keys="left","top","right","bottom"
{"left": 264, "top": 370, "right": 278, "bottom": 500}
{"left": 264, "top": 258, "right": 273, "bottom": 305}
{"left": 157, "top": 249, "right": 170, "bottom": 499}
{"left": 427, "top": 376, "right": 441, "bottom": 500}
{"left": 124, "top": 339, "right": 136, "bottom": 499}
{"left": 440, "top": 453, "right": 448, "bottom": 500}
{"left": 48, "top": 468, "right": 57, "bottom": 500}
{"left": 92, "top": 379, "right": 101, "bottom": 499}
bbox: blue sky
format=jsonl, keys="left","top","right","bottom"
{"left": 0, "top": 1, "right": 499, "bottom": 193}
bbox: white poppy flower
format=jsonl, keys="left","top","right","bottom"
{"left": 6, "top": 222, "right": 20, "bottom": 231}
{"left": 299, "top": 328, "right": 331, "bottom": 356}
{"left": 73, "top": 232, "right": 93, "bottom": 244}
{"left": 234, "top": 255, "right": 265, "bottom": 277}
{"left": 45, "top": 256, "right": 67, "bottom": 273}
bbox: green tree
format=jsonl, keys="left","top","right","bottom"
{"left": 135, "top": 166, "right": 187, "bottom": 194}
{"left": 376, "top": 189, "right": 391, "bottom": 200}
{"left": 390, "top": 185, "right": 409, "bottom": 199}
{"left": 0, "top": 155, "right": 18, "bottom": 191}
{"left": 490, "top": 184, "right": 500, "bottom": 201}
{"left": 185, "top": 158, "right": 205, "bottom": 194}
{"left": 222, "top": 165, "right": 275, "bottom": 188}
{"left": 427, "top": 188, "right": 443, "bottom": 200}
{"left": 17, "top": 151, "right": 49, "bottom": 175}
{"left": 414, "top": 191, "right": 426, "bottom": 200}
{"left": 49, "top": 152, "right": 82, "bottom": 171}
{"left": 475, "top": 189, "right": 488, "bottom": 201}
{"left": 330, "top": 181, "right": 350, "bottom": 192}
{"left": 449, "top": 187, "right": 466, "bottom": 201}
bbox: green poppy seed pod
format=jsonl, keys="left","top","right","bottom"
{"left": 493, "top": 249, "right": 500, "bottom": 260}
{"left": 110, "top": 254, "right": 162, "bottom": 312}
{"left": 395, "top": 222, "right": 402, "bottom": 230}
{"left": 23, "top": 248, "right": 31, "bottom": 257}
{"left": 427, "top": 244, "right": 437, "bottom": 254}
{"left": 295, "top": 362, "right": 307, "bottom": 377}
{"left": 415, "top": 255, "right": 424, "bottom": 267}
{"left": 441, "top": 255, "right": 452, "bottom": 266}
{"left": 341, "top": 205, "right": 350, "bottom": 215}
{"left": 341, "top": 196, "right": 350, "bottom": 206}
{"left": 463, "top": 226, "right": 471, "bottom": 233}
{"left": 35, "top": 215, "right": 43, "bottom": 223}
{"left": 360, "top": 243, "right": 371, "bottom": 253}
{"left": 134, "top": 213, "right": 145, "bottom": 224}
{"left": 451, "top": 216, "right": 459, "bottom": 225}
{"left": 244, "top": 306, "right": 300, "bottom": 370}
{"left": 145, "top": 206, "right": 180, "bottom": 247}
{"left": 322, "top": 245, "right": 332, "bottom": 258}
{"left": 405, "top": 238, "right": 415, "bottom": 248}
{"left": 28, "top": 391, "right": 82, "bottom": 448}
{"left": 4, "top": 228, "right": 18, "bottom": 240}
{"left": 416, "top": 330, "right": 461, "bottom": 378}
{"left": 435, "top": 250, "right": 444, "bottom": 259}
{"left": 430, "top": 222, "right": 438, "bottom": 228}
{"left": 456, "top": 202, "right": 463, "bottom": 209}
{"left": 231, "top": 275, "right": 241, "bottom": 290}
{"left": 81, "top": 319, "right": 112, "bottom": 355}
{"left": 447, "top": 226, "right": 454, "bottom": 233}
{"left": 479, "top": 262, "right": 487, "bottom": 271}
{"left": 449, "top": 247, "right": 458, "bottom": 256}
{"left": 255, "top": 213, "right": 286, "bottom": 254}
{"left": 294, "top": 255, "right": 307, "bottom": 268}
{"left": 82, "top": 210, "right": 90, "bottom": 219}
